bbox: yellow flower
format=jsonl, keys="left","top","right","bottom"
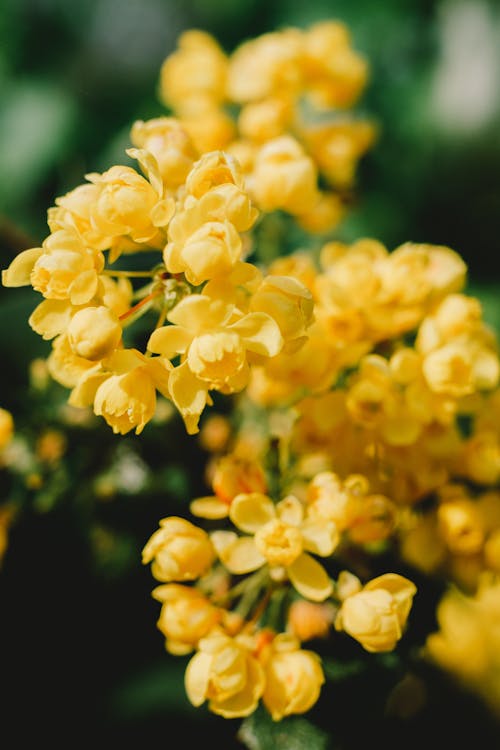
{"left": 148, "top": 294, "right": 283, "bottom": 433}
{"left": 227, "top": 28, "right": 303, "bottom": 103}
{"left": 286, "top": 600, "right": 336, "bottom": 642}
{"left": 3, "top": 229, "right": 104, "bottom": 305}
{"left": 261, "top": 633, "right": 325, "bottom": 721}
{"left": 422, "top": 340, "right": 499, "bottom": 398}
{"left": 211, "top": 493, "right": 337, "bottom": 601}
{"left": 302, "top": 120, "right": 376, "bottom": 189}
{"left": 142, "top": 516, "right": 216, "bottom": 582}
{"left": 130, "top": 117, "right": 197, "bottom": 189}
{"left": 250, "top": 136, "right": 320, "bottom": 215}
{"left": 437, "top": 498, "right": 485, "bottom": 555}
{"left": 67, "top": 306, "right": 122, "bottom": 361}
{"left": 302, "top": 21, "right": 368, "bottom": 108}
{"left": 306, "top": 471, "right": 363, "bottom": 531}
{"left": 190, "top": 453, "right": 268, "bottom": 520}
{"left": 238, "top": 97, "right": 293, "bottom": 143}
{"left": 180, "top": 106, "right": 236, "bottom": 154}
{"left": 0, "top": 409, "right": 14, "bottom": 450}
{"left": 69, "top": 349, "right": 172, "bottom": 435}
{"left": 185, "top": 629, "right": 266, "bottom": 718}
{"left": 152, "top": 583, "right": 221, "bottom": 655}
{"left": 335, "top": 573, "right": 417, "bottom": 652}
{"left": 249, "top": 275, "right": 314, "bottom": 351}
{"left": 184, "top": 150, "right": 244, "bottom": 199}
{"left": 165, "top": 219, "right": 243, "bottom": 286}
{"left": 85, "top": 165, "right": 163, "bottom": 244}
{"left": 425, "top": 574, "right": 500, "bottom": 716}
{"left": 159, "top": 30, "right": 228, "bottom": 113}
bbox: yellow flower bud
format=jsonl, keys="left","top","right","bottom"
{"left": 159, "top": 30, "right": 228, "bottom": 112}
{"left": 68, "top": 306, "right": 122, "bottom": 361}
{"left": 250, "top": 136, "right": 320, "bottom": 215}
{"left": 287, "top": 600, "right": 336, "bottom": 642}
{"left": 262, "top": 634, "right": 325, "bottom": 721}
{"left": 142, "top": 516, "right": 216, "bottom": 582}
{"left": 130, "top": 117, "right": 197, "bottom": 188}
{"left": 437, "top": 499, "right": 484, "bottom": 555}
{"left": 152, "top": 583, "right": 221, "bottom": 655}
{"left": 336, "top": 573, "right": 417, "bottom": 652}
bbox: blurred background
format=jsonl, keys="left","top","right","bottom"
{"left": 1, "top": 0, "right": 500, "bottom": 747}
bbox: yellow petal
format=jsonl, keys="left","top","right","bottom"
{"left": 168, "top": 295, "right": 230, "bottom": 331}
{"left": 148, "top": 325, "right": 192, "bottom": 358}
{"left": 2, "top": 247, "right": 43, "bottom": 287}
{"left": 168, "top": 361, "right": 209, "bottom": 434}
{"left": 276, "top": 495, "right": 304, "bottom": 526}
{"left": 150, "top": 198, "right": 175, "bottom": 227}
{"left": 126, "top": 147, "right": 163, "bottom": 197}
{"left": 190, "top": 496, "right": 230, "bottom": 519}
{"left": 69, "top": 270, "right": 98, "bottom": 305}
{"left": 287, "top": 552, "right": 333, "bottom": 602}
{"left": 210, "top": 658, "right": 265, "bottom": 718}
{"left": 230, "top": 312, "right": 283, "bottom": 357}
{"left": 68, "top": 367, "right": 108, "bottom": 407}
{"left": 229, "top": 493, "right": 276, "bottom": 533}
{"left": 185, "top": 651, "right": 212, "bottom": 707}
{"left": 217, "top": 536, "right": 266, "bottom": 574}
{"left": 301, "top": 519, "right": 339, "bottom": 557}
{"left": 29, "top": 299, "right": 74, "bottom": 340}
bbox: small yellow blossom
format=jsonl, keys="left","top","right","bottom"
{"left": 142, "top": 516, "right": 216, "bottom": 582}
{"left": 249, "top": 136, "right": 320, "bottom": 216}
{"left": 184, "top": 629, "right": 265, "bottom": 718}
{"left": 69, "top": 349, "right": 172, "bottom": 435}
{"left": 335, "top": 573, "right": 417, "bottom": 652}
{"left": 249, "top": 275, "right": 314, "bottom": 351}
{"left": 67, "top": 306, "right": 122, "bottom": 361}
{"left": 260, "top": 633, "right": 325, "bottom": 721}
{"left": 148, "top": 294, "right": 283, "bottom": 433}
{"left": 287, "top": 600, "right": 336, "bottom": 642}
{"left": 152, "top": 583, "right": 221, "bottom": 655}
{"left": 159, "top": 30, "right": 228, "bottom": 113}
{"left": 190, "top": 453, "right": 268, "bottom": 520}
{"left": 211, "top": 493, "right": 337, "bottom": 601}
{"left": 130, "top": 117, "right": 198, "bottom": 188}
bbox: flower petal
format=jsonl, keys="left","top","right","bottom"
{"left": 287, "top": 552, "right": 333, "bottom": 602}
{"left": 168, "top": 295, "right": 230, "bottom": 331}
{"left": 168, "top": 361, "right": 209, "bottom": 434}
{"left": 301, "top": 518, "right": 339, "bottom": 557}
{"left": 69, "top": 270, "right": 99, "bottom": 305}
{"left": 229, "top": 493, "right": 276, "bottom": 533}
{"left": 216, "top": 535, "right": 266, "bottom": 574}
{"left": 190, "top": 496, "right": 230, "bottom": 520}
{"left": 2, "top": 247, "right": 43, "bottom": 287}
{"left": 148, "top": 325, "right": 192, "bottom": 358}
{"left": 230, "top": 312, "right": 283, "bottom": 357}
{"left": 29, "top": 299, "right": 74, "bottom": 340}
{"left": 185, "top": 651, "right": 212, "bottom": 707}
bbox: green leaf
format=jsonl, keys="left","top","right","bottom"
{"left": 238, "top": 706, "right": 330, "bottom": 750}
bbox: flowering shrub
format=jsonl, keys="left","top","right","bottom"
{"left": 3, "top": 17, "right": 500, "bottom": 748}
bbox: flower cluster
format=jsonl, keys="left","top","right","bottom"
{"left": 4, "top": 17, "right": 500, "bottom": 730}
{"left": 142, "top": 462, "right": 416, "bottom": 719}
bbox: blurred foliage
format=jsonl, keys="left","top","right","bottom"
{"left": 1, "top": 0, "right": 500, "bottom": 747}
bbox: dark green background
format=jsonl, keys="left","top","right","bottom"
{"left": 1, "top": 0, "right": 500, "bottom": 747}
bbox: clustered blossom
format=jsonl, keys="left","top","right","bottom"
{"left": 142, "top": 466, "right": 417, "bottom": 720}
{"left": 5, "top": 19, "right": 500, "bottom": 728}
